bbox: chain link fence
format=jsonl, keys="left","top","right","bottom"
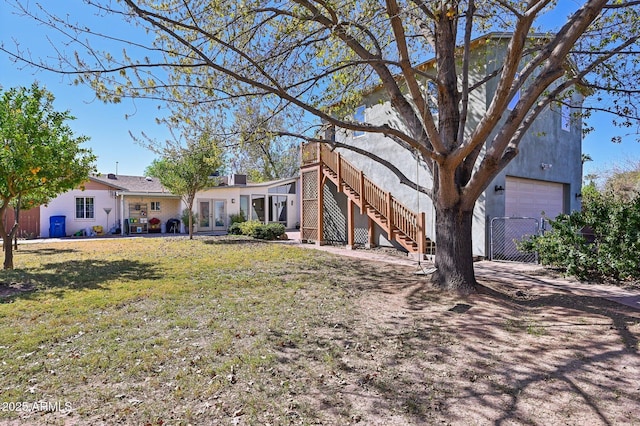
{"left": 490, "top": 217, "right": 540, "bottom": 263}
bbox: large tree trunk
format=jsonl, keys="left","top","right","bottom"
{"left": 431, "top": 205, "right": 478, "bottom": 293}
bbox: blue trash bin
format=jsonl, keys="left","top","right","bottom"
{"left": 49, "top": 215, "right": 66, "bottom": 238}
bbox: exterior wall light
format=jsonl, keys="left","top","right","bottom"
{"left": 231, "top": 198, "right": 235, "bottom": 203}
{"left": 575, "top": 193, "right": 582, "bottom": 199}
{"left": 494, "top": 185, "right": 505, "bottom": 193}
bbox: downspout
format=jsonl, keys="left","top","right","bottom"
{"left": 120, "top": 193, "right": 125, "bottom": 235}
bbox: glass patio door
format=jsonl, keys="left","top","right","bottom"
{"left": 269, "top": 195, "right": 287, "bottom": 224}
{"left": 251, "top": 196, "right": 266, "bottom": 223}
{"left": 198, "top": 200, "right": 212, "bottom": 231}
{"left": 213, "top": 200, "right": 226, "bottom": 230}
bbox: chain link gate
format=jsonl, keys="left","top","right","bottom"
{"left": 490, "top": 217, "right": 540, "bottom": 263}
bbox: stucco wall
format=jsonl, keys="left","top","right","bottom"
{"left": 330, "top": 37, "right": 583, "bottom": 257}
{"left": 41, "top": 187, "right": 119, "bottom": 237}
{"left": 189, "top": 179, "right": 300, "bottom": 230}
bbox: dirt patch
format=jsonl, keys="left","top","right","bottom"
{"left": 286, "top": 260, "right": 640, "bottom": 425}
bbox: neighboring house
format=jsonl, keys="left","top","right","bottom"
{"left": 300, "top": 33, "right": 583, "bottom": 259}
{"left": 38, "top": 173, "right": 300, "bottom": 238}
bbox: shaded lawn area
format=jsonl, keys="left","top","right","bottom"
{"left": 0, "top": 236, "right": 639, "bottom": 425}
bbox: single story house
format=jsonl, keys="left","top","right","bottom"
{"left": 38, "top": 173, "right": 299, "bottom": 238}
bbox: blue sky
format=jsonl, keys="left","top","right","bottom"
{"left": 1, "top": 2, "right": 638, "bottom": 179}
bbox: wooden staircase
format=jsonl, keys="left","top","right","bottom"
{"left": 304, "top": 143, "right": 435, "bottom": 256}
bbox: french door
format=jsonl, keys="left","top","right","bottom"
{"left": 198, "top": 199, "right": 226, "bottom": 231}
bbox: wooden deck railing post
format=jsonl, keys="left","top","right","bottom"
{"left": 359, "top": 170, "right": 365, "bottom": 209}
{"left": 346, "top": 199, "right": 355, "bottom": 249}
{"left": 336, "top": 152, "right": 342, "bottom": 192}
{"left": 317, "top": 165, "right": 324, "bottom": 246}
{"left": 386, "top": 192, "right": 393, "bottom": 235}
{"left": 418, "top": 211, "right": 426, "bottom": 257}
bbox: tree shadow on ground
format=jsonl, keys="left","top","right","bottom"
{"left": 0, "top": 258, "right": 163, "bottom": 302}
{"left": 270, "top": 255, "right": 640, "bottom": 424}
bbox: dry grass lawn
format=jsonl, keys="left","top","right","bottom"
{"left": 0, "top": 236, "right": 638, "bottom": 425}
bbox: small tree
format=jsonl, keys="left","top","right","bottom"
{"left": 145, "top": 131, "right": 224, "bottom": 240}
{"left": 602, "top": 160, "right": 640, "bottom": 200}
{"left": 0, "top": 84, "right": 96, "bottom": 269}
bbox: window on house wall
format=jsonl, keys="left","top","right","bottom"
{"left": 151, "top": 201, "right": 161, "bottom": 211}
{"left": 268, "top": 182, "right": 296, "bottom": 194}
{"left": 269, "top": 195, "right": 288, "bottom": 223}
{"left": 75, "top": 197, "right": 95, "bottom": 219}
{"left": 561, "top": 104, "right": 571, "bottom": 132}
{"left": 239, "top": 195, "right": 249, "bottom": 220}
{"left": 353, "top": 105, "right": 365, "bottom": 137}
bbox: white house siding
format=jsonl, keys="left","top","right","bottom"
{"left": 192, "top": 178, "right": 300, "bottom": 231}
{"left": 40, "top": 180, "right": 119, "bottom": 237}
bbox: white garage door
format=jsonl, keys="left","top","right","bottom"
{"left": 505, "top": 177, "right": 564, "bottom": 219}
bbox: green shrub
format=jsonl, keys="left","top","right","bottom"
{"left": 227, "top": 221, "right": 286, "bottom": 240}
{"left": 238, "top": 220, "right": 263, "bottom": 237}
{"left": 520, "top": 190, "right": 640, "bottom": 281}
{"left": 181, "top": 209, "right": 198, "bottom": 228}
{"left": 228, "top": 222, "right": 243, "bottom": 235}
{"left": 229, "top": 212, "right": 246, "bottom": 225}
{"left": 253, "top": 223, "right": 286, "bottom": 240}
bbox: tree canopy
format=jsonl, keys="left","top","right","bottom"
{"left": 3, "top": 0, "right": 639, "bottom": 290}
{"left": 229, "top": 100, "right": 300, "bottom": 182}
{"left": 0, "top": 83, "right": 96, "bottom": 269}
{"left": 145, "top": 129, "right": 224, "bottom": 239}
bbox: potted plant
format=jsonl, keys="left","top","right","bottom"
{"left": 181, "top": 209, "right": 199, "bottom": 231}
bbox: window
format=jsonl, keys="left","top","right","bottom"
{"left": 239, "top": 195, "right": 250, "bottom": 220}
{"left": 269, "top": 195, "right": 287, "bottom": 223}
{"left": 268, "top": 182, "right": 296, "bottom": 194}
{"left": 151, "top": 201, "right": 161, "bottom": 211}
{"left": 353, "top": 105, "right": 365, "bottom": 137}
{"left": 561, "top": 104, "right": 571, "bottom": 132}
{"left": 75, "top": 197, "right": 94, "bottom": 219}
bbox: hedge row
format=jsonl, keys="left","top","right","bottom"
{"left": 228, "top": 220, "right": 286, "bottom": 240}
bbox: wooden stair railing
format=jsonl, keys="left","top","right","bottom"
{"left": 313, "top": 143, "right": 434, "bottom": 255}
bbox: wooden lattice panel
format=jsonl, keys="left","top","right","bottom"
{"left": 302, "top": 170, "right": 318, "bottom": 199}
{"left": 301, "top": 170, "right": 319, "bottom": 241}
